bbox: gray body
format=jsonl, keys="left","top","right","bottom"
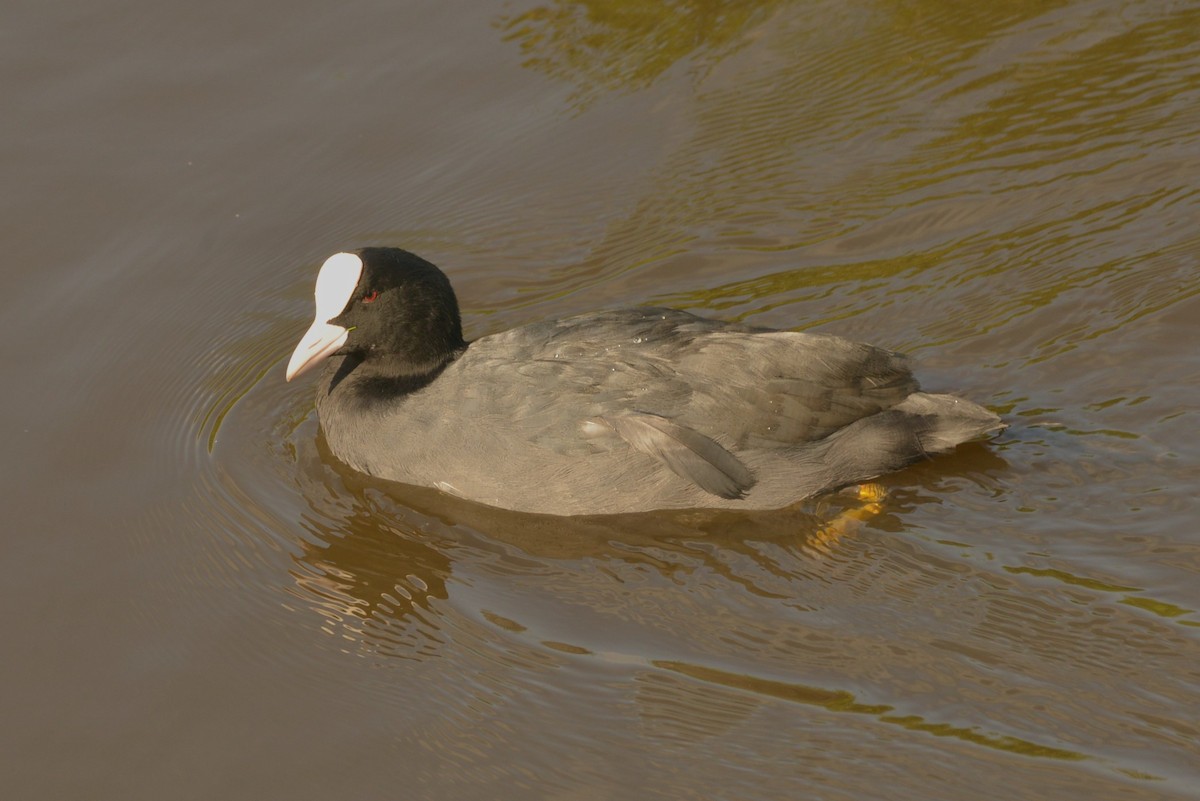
{"left": 315, "top": 308, "right": 1001, "bottom": 515}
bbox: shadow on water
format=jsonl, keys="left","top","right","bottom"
{"left": 285, "top": 436, "right": 1110, "bottom": 763}
{"left": 495, "top": 0, "right": 784, "bottom": 107}
{"left": 494, "top": 0, "right": 1076, "bottom": 110}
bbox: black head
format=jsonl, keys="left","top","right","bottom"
{"left": 286, "top": 248, "right": 466, "bottom": 382}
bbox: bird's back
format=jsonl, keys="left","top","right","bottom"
{"left": 455, "top": 307, "right": 919, "bottom": 447}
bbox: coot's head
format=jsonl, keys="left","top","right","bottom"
{"left": 285, "top": 247, "right": 465, "bottom": 381}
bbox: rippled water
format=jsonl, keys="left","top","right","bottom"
{"left": 5, "top": 1, "right": 1199, "bottom": 799}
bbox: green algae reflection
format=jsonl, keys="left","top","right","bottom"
{"left": 655, "top": 659, "right": 1088, "bottom": 761}
{"left": 1005, "top": 566, "right": 1198, "bottom": 624}
{"left": 497, "top": 0, "right": 781, "bottom": 105}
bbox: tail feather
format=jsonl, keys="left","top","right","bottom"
{"left": 820, "top": 392, "right": 1003, "bottom": 489}
{"left": 895, "top": 392, "right": 1005, "bottom": 453}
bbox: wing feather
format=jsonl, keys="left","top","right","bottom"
{"left": 605, "top": 413, "right": 756, "bottom": 499}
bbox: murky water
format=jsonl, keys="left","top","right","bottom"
{"left": 5, "top": 1, "right": 1199, "bottom": 799}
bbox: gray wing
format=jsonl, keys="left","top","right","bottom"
{"left": 671, "top": 329, "right": 918, "bottom": 446}
{"left": 604, "top": 412, "right": 755, "bottom": 499}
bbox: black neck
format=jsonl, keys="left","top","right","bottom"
{"left": 327, "top": 346, "right": 466, "bottom": 400}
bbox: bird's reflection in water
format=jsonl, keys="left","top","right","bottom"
{"left": 289, "top": 434, "right": 1007, "bottom": 660}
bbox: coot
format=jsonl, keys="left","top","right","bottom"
{"left": 286, "top": 248, "right": 1002, "bottom": 515}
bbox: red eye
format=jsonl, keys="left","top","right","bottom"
{"left": 361, "top": 290, "right": 380, "bottom": 304}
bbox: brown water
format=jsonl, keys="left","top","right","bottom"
{"left": 5, "top": 1, "right": 1199, "bottom": 799}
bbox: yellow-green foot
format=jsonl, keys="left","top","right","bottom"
{"left": 806, "top": 483, "right": 889, "bottom": 554}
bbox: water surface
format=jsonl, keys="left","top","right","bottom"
{"left": 4, "top": 1, "right": 1199, "bottom": 799}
